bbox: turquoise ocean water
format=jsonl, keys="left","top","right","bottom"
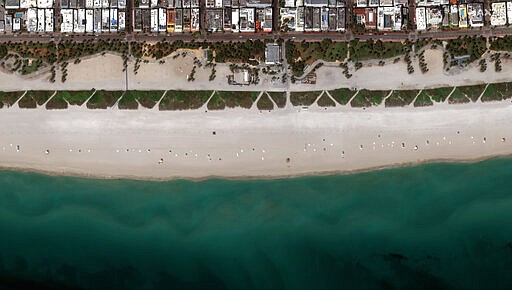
{"left": 1, "top": 159, "right": 512, "bottom": 290}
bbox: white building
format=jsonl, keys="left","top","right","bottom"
{"left": 190, "top": 8, "right": 200, "bottom": 32}
{"left": 20, "top": 0, "right": 30, "bottom": 8}
{"left": 151, "top": 9, "right": 158, "bottom": 32}
{"left": 458, "top": 4, "right": 468, "bottom": 28}
{"left": 491, "top": 2, "right": 507, "bottom": 26}
{"left": 44, "top": 8, "right": 53, "bottom": 32}
{"left": 377, "top": 6, "right": 401, "bottom": 30}
{"left": 415, "top": 7, "right": 426, "bottom": 30}
{"left": 27, "top": 8, "right": 38, "bottom": 32}
{"left": 232, "top": 8, "right": 240, "bottom": 32}
{"left": 75, "top": 9, "right": 86, "bottom": 32}
{"left": 110, "top": 8, "right": 118, "bottom": 31}
{"left": 37, "top": 0, "right": 53, "bottom": 8}
{"left": 426, "top": 7, "right": 442, "bottom": 28}
{"left": 239, "top": 8, "right": 255, "bottom": 32}
{"left": 159, "top": 8, "right": 166, "bottom": 31}
{"left": 13, "top": 17, "right": 21, "bottom": 30}
{"left": 285, "top": 0, "right": 294, "bottom": 7}
{"left": 86, "top": 9, "right": 94, "bottom": 32}
{"left": 37, "top": 9, "right": 45, "bottom": 31}
{"left": 61, "top": 9, "right": 74, "bottom": 32}
{"left": 118, "top": 11, "right": 125, "bottom": 30}
{"left": 101, "top": 9, "right": 110, "bottom": 31}
{"left": 192, "top": 8, "right": 200, "bottom": 31}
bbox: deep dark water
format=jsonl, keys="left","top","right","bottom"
{"left": 1, "top": 159, "right": 512, "bottom": 290}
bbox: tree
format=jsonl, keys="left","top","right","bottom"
{"left": 0, "top": 44, "right": 7, "bottom": 60}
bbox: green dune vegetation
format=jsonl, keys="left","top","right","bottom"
{"left": 385, "top": 90, "right": 420, "bottom": 107}
{"left": 448, "top": 85, "right": 486, "bottom": 104}
{"left": 256, "top": 93, "right": 274, "bottom": 110}
{"left": 316, "top": 92, "right": 336, "bottom": 107}
{"left": 448, "top": 87, "right": 471, "bottom": 104}
{"left": 456, "top": 84, "right": 486, "bottom": 102}
{"left": 423, "top": 87, "right": 452, "bottom": 103}
{"left": 413, "top": 91, "right": 434, "bottom": 107}
{"left": 0, "top": 91, "right": 24, "bottom": 108}
{"left": 290, "top": 91, "right": 322, "bottom": 106}
{"left": 206, "top": 92, "right": 226, "bottom": 110}
{"left": 4, "top": 82, "right": 512, "bottom": 111}
{"left": 350, "top": 89, "right": 389, "bottom": 107}
{"left": 86, "top": 90, "right": 123, "bottom": 109}
{"left": 328, "top": 88, "right": 357, "bottom": 105}
{"left": 18, "top": 90, "right": 54, "bottom": 109}
{"left": 266, "top": 92, "right": 287, "bottom": 108}
{"left": 159, "top": 90, "right": 213, "bottom": 110}
{"left": 481, "top": 82, "right": 512, "bottom": 102}
{"left": 45, "top": 90, "right": 94, "bottom": 109}
{"left": 118, "top": 91, "right": 165, "bottom": 109}
{"left": 205, "top": 91, "right": 259, "bottom": 110}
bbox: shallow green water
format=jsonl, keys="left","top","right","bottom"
{"left": 1, "top": 159, "right": 512, "bottom": 290}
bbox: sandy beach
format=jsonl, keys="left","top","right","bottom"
{"left": 1, "top": 49, "right": 512, "bottom": 92}
{"left": 0, "top": 101, "right": 511, "bottom": 179}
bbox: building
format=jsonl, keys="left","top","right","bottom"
{"left": 355, "top": 7, "right": 377, "bottom": 30}
{"left": 415, "top": 6, "right": 426, "bottom": 30}
{"left": 205, "top": 9, "right": 223, "bottom": 31}
{"left": 61, "top": 9, "right": 74, "bottom": 32}
{"left": 490, "top": 2, "right": 506, "bottom": 26}
{"left": 377, "top": 6, "right": 402, "bottom": 30}
{"left": 265, "top": 43, "right": 281, "bottom": 65}
{"left": 426, "top": 6, "right": 442, "bottom": 29}
{"left": 239, "top": 7, "right": 255, "bottom": 31}
{"left": 2, "top": 0, "right": 54, "bottom": 32}
{"left": 467, "top": 2, "right": 483, "bottom": 27}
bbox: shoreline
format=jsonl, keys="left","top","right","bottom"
{"left": 1, "top": 101, "right": 512, "bottom": 181}
{"left": 0, "top": 154, "right": 510, "bottom": 182}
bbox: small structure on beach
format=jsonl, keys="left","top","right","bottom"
{"left": 265, "top": 43, "right": 281, "bottom": 65}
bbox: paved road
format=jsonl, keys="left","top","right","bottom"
{"left": 2, "top": 26, "right": 512, "bottom": 44}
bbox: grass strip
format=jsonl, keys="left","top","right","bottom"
{"left": 316, "top": 92, "right": 336, "bottom": 107}
{"left": 385, "top": 90, "right": 419, "bottom": 107}
{"left": 457, "top": 84, "right": 486, "bottom": 102}
{"left": 448, "top": 87, "right": 470, "bottom": 104}
{"left": 413, "top": 91, "right": 434, "bottom": 107}
{"left": 481, "top": 82, "right": 512, "bottom": 102}
{"left": 46, "top": 90, "right": 93, "bottom": 109}
{"left": 328, "top": 88, "right": 356, "bottom": 105}
{"left": 256, "top": 93, "right": 274, "bottom": 110}
{"left": 290, "top": 91, "right": 322, "bottom": 106}
{"left": 18, "top": 90, "right": 53, "bottom": 108}
{"left": 267, "top": 92, "right": 287, "bottom": 108}
{"left": 0, "top": 91, "right": 24, "bottom": 108}
{"left": 160, "top": 90, "right": 212, "bottom": 110}
{"left": 119, "top": 91, "right": 165, "bottom": 109}
{"left": 86, "top": 90, "right": 123, "bottom": 109}
{"left": 423, "top": 87, "right": 452, "bottom": 103}
{"left": 350, "top": 89, "right": 388, "bottom": 107}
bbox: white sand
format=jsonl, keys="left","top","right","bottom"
{"left": 1, "top": 102, "right": 511, "bottom": 179}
